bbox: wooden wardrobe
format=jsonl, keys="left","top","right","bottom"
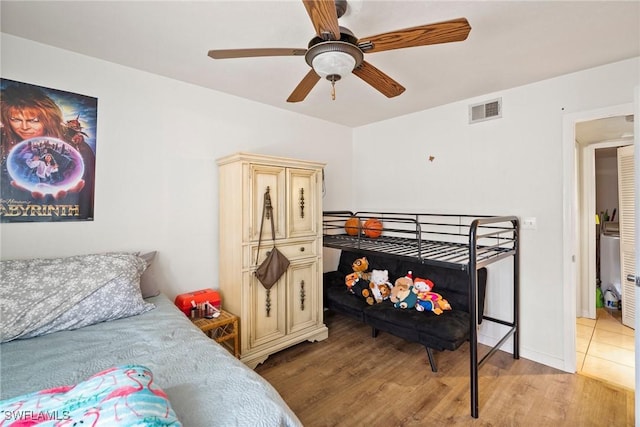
{"left": 217, "top": 152, "right": 328, "bottom": 368}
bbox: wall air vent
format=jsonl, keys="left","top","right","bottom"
{"left": 469, "top": 98, "right": 502, "bottom": 124}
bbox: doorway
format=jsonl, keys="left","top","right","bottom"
{"left": 574, "top": 114, "right": 634, "bottom": 389}
{"left": 576, "top": 120, "right": 634, "bottom": 320}
{"left": 563, "top": 109, "right": 635, "bottom": 388}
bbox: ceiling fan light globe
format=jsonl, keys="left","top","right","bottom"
{"left": 311, "top": 51, "right": 356, "bottom": 79}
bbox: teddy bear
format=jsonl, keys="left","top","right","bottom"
{"left": 345, "top": 257, "right": 371, "bottom": 290}
{"left": 378, "top": 282, "right": 393, "bottom": 301}
{"left": 390, "top": 271, "right": 420, "bottom": 310}
{"left": 344, "top": 257, "right": 377, "bottom": 304}
{"left": 368, "top": 269, "right": 393, "bottom": 304}
{"left": 413, "top": 276, "right": 452, "bottom": 314}
{"left": 351, "top": 277, "right": 375, "bottom": 305}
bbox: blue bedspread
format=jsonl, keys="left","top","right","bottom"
{"left": 1, "top": 294, "right": 302, "bottom": 427}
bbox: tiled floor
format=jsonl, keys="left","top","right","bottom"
{"left": 576, "top": 308, "right": 635, "bottom": 390}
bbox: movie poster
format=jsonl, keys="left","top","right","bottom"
{"left": 0, "top": 79, "right": 97, "bottom": 223}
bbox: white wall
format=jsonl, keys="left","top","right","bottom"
{"left": 0, "top": 34, "right": 353, "bottom": 299}
{"left": 353, "top": 57, "right": 640, "bottom": 370}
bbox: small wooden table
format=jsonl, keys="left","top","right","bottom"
{"left": 191, "top": 309, "right": 240, "bottom": 358}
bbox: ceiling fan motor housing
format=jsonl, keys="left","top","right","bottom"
{"left": 305, "top": 28, "right": 363, "bottom": 80}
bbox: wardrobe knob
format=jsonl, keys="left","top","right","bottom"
{"left": 300, "top": 247, "right": 305, "bottom": 252}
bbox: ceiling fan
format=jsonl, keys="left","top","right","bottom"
{"left": 207, "top": 0, "right": 471, "bottom": 102}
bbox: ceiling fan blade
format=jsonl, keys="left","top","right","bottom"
{"left": 287, "top": 69, "right": 321, "bottom": 103}
{"left": 352, "top": 61, "right": 405, "bottom": 98}
{"left": 208, "top": 48, "right": 307, "bottom": 59}
{"left": 357, "top": 18, "right": 471, "bottom": 54}
{"left": 302, "top": 0, "right": 340, "bottom": 40}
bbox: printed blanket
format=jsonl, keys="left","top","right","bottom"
{"left": 0, "top": 365, "right": 181, "bottom": 426}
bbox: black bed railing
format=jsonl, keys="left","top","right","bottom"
{"left": 322, "top": 211, "right": 518, "bottom": 270}
{"left": 468, "top": 215, "right": 520, "bottom": 418}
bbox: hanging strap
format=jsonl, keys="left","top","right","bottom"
{"left": 255, "top": 187, "right": 276, "bottom": 266}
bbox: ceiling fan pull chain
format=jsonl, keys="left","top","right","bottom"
{"left": 331, "top": 81, "right": 336, "bottom": 100}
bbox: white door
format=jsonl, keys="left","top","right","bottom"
{"left": 617, "top": 145, "right": 636, "bottom": 328}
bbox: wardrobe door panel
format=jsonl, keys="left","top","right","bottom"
{"left": 288, "top": 168, "right": 317, "bottom": 238}
{"left": 287, "top": 260, "right": 318, "bottom": 334}
{"left": 248, "top": 273, "right": 286, "bottom": 347}
{"left": 250, "top": 164, "right": 285, "bottom": 241}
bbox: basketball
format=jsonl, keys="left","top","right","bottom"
{"left": 344, "top": 217, "right": 361, "bottom": 236}
{"left": 363, "top": 218, "right": 383, "bottom": 238}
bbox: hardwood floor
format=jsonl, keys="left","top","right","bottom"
{"left": 577, "top": 308, "right": 635, "bottom": 390}
{"left": 255, "top": 311, "right": 634, "bottom": 427}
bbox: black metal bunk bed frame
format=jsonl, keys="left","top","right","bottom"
{"left": 322, "top": 211, "right": 520, "bottom": 418}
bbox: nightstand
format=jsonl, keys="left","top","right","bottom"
{"left": 191, "top": 309, "right": 240, "bottom": 358}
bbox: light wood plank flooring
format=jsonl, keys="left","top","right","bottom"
{"left": 256, "top": 311, "right": 634, "bottom": 427}
{"left": 577, "top": 308, "right": 635, "bottom": 390}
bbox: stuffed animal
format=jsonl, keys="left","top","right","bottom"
{"left": 345, "top": 257, "right": 371, "bottom": 290}
{"left": 369, "top": 269, "right": 393, "bottom": 304}
{"left": 352, "top": 257, "right": 369, "bottom": 274}
{"left": 390, "top": 271, "right": 420, "bottom": 310}
{"left": 413, "top": 276, "right": 452, "bottom": 315}
{"left": 351, "top": 278, "right": 375, "bottom": 305}
{"left": 378, "top": 282, "right": 393, "bottom": 301}
{"left": 416, "top": 292, "right": 452, "bottom": 314}
{"left": 412, "top": 277, "right": 434, "bottom": 301}
{"left": 345, "top": 272, "right": 360, "bottom": 290}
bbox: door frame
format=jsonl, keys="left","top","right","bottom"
{"left": 633, "top": 85, "right": 639, "bottom": 422}
{"left": 562, "top": 102, "right": 634, "bottom": 373}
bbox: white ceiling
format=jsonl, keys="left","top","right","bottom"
{"left": 577, "top": 115, "right": 635, "bottom": 146}
{"left": 2, "top": 1, "right": 639, "bottom": 130}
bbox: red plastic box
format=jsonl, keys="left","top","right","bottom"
{"left": 174, "top": 288, "right": 221, "bottom": 316}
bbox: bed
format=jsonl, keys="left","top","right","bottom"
{"left": 0, "top": 252, "right": 301, "bottom": 426}
{"left": 322, "top": 211, "right": 520, "bottom": 418}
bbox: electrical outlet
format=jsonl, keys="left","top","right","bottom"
{"left": 522, "top": 217, "right": 537, "bottom": 230}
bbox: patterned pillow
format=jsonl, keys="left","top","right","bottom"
{"left": 1, "top": 253, "right": 155, "bottom": 342}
